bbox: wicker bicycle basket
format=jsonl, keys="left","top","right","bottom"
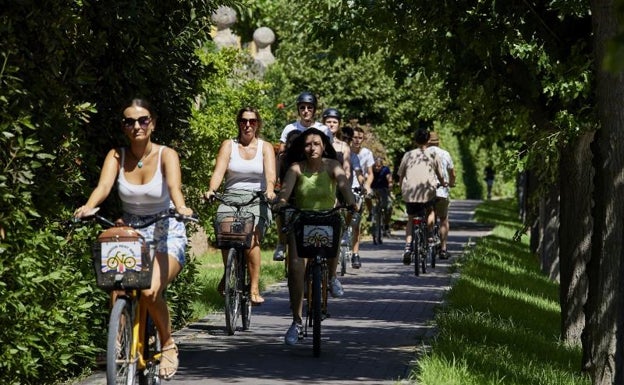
{"left": 213, "top": 211, "right": 255, "bottom": 249}
{"left": 92, "top": 226, "right": 154, "bottom": 291}
{"left": 294, "top": 211, "right": 343, "bottom": 259}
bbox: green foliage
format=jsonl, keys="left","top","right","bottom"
{"left": 0, "top": 1, "right": 217, "bottom": 383}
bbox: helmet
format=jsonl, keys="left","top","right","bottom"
{"left": 322, "top": 108, "right": 342, "bottom": 121}
{"left": 296, "top": 91, "right": 317, "bottom": 108}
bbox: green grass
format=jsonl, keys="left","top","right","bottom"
{"left": 413, "top": 198, "right": 590, "bottom": 385}
{"left": 189, "top": 248, "right": 287, "bottom": 319}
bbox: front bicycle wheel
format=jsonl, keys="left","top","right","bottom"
{"left": 138, "top": 315, "right": 160, "bottom": 385}
{"left": 224, "top": 248, "right": 241, "bottom": 335}
{"left": 240, "top": 252, "right": 252, "bottom": 331}
{"left": 107, "top": 297, "right": 137, "bottom": 385}
{"left": 312, "top": 263, "right": 322, "bottom": 357}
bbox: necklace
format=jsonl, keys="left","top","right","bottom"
{"left": 132, "top": 144, "right": 152, "bottom": 168}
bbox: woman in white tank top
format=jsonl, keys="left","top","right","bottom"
{"left": 74, "top": 98, "right": 193, "bottom": 380}
{"left": 205, "top": 107, "right": 276, "bottom": 305}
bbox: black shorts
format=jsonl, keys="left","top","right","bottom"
{"left": 405, "top": 200, "right": 435, "bottom": 217}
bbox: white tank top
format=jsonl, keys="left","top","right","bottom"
{"left": 224, "top": 139, "right": 266, "bottom": 191}
{"left": 118, "top": 146, "right": 172, "bottom": 215}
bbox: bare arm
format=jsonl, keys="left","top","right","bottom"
{"left": 277, "top": 163, "right": 301, "bottom": 205}
{"left": 162, "top": 147, "right": 193, "bottom": 215}
{"left": 330, "top": 160, "right": 356, "bottom": 207}
{"left": 204, "top": 139, "right": 231, "bottom": 199}
{"left": 74, "top": 148, "right": 120, "bottom": 217}
{"left": 263, "top": 140, "right": 277, "bottom": 201}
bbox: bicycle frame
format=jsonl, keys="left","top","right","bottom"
{"left": 211, "top": 191, "right": 266, "bottom": 335}
{"left": 79, "top": 208, "right": 197, "bottom": 385}
{"left": 278, "top": 204, "right": 349, "bottom": 357}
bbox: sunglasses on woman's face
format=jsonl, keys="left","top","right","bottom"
{"left": 238, "top": 118, "right": 258, "bottom": 127}
{"left": 122, "top": 116, "right": 151, "bottom": 129}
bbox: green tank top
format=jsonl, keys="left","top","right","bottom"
{"left": 295, "top": 170, "right": 336, "bottom": 210}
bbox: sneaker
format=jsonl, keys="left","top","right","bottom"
{"left": 439, "top": 250, "right": 449, "bottom": 260}
{"left": 284, "top": 322, "right": 303, "bottom": 345}
{"left": 273, "top": 244, "right": 286, "bottom": 261}
{"left": 351, "top": 253, "right": 361, "bottom": 269}
{"left": 403, "top": 245, "right": 412, "bottom": 265}
{"left": 329, "top": 277, "right": 344, "bottom": 298}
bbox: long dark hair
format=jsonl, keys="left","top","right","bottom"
{"left": 285, "top": 128, "right": 337, "bottom": 165}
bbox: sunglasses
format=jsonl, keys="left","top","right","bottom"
{"left": 238, "top": 118, "right": 259, "bottom": 127}
{"left": 298, "top": 105, "right": 315, "bottom": 111}
{"left": 122, "top": 116, "right": 151, "bottom": 129}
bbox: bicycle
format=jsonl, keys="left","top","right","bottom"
{"left": 370, "top": 188, "right": 389, "bottom": 245}
{"left": 338, "top": 187, "right": 363, "bottom": 276}
{"left": 211, "top": 191, "right": 266, "bottom": 335}
{"left": 279, "top": 204, "right": 349, "bottom": 357}
{"left": 404, "top": 202, "right": 437, "bottom": 276}
{"left": 80, "top": 208, "right": 198, "bottom": 385}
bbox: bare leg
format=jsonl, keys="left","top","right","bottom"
{"left": 247, "top": 229, "right": 263, "bottom": 303}
{"left": 439, "top": 215, "right": 449, "bottom": 251}
{"left": 141, "top": 252, "right": 181, "bottom": 379}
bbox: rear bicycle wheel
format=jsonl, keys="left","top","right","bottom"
{"left": 138, "top": 315, "right": 160, "bottom": 385}
{"left": 413, "top": 231, "right": 421, "bottom": 276}
{"left": 339, "top": 245, "right": 349, "bottom": 276}
{"left": 312, "top": 263, "right": 322, "bottom": 357}
{"left": 224, "top": 248, "right": 241, "bottom": 335}
{"left": 420, "top": 232, "right": 428, "bottom": 274}
{"left": 240, "top": 253, "right": 252, "bottom": 331}
{"left": 107, "top": 297, "right": 137, "bottom": 385}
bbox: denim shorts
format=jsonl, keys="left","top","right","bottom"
{"left": 123, "top": 211, "right": 188, "bottom": 267}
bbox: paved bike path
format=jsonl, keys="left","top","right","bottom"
{"left": 77, "top": 199, "right": 490, "bottom": 385}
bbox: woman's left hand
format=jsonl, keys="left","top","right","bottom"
{"left": 177, "top": 206, "right": 193, "bottom": 216}
{"left": 265, "top": 190, "right": 276, "bottom": 202}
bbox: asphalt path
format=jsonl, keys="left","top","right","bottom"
{"left": 76, "top": 199, "right": 491, "bottom": 385}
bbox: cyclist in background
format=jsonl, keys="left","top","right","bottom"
{"left": 397, "top": 127, "right": 446, "bottom": 265}
{"left": 371, "top": 157, "right": 393, "bottom": 236}
{"left": 322, "top": 107, "right": 351, "bottom": 177}
{"left": 204, "top": 106, "right": 276, "bottom": 305}
{"left": 350, "top": 125, "right": 374, "bottom": 268}
{"left": 74, "top": 98, "right": 193, "bottom": 381}
{"left": 427, "top": 132, "right": 456, "bottom": 259}
{"left": 275, "top": 128, "right": 356, "bottom": 346}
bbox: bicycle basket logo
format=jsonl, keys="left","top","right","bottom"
{"left": 100, "top": 241, "right": 143, "bottom": 273}
{"left": 302, "top": 225, "right": 334, "bottom": 248}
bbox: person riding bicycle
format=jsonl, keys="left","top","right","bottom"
{"left": 397, "top": 127, "right": 446, "bottom": 265}
{"left": 273, "top": 91, "right": 333, "bottom": 261}
{"left": 427, "top": 131, "right": 456, "bottom": 259}
{"left": 204, "top": 106, "right": 276, "bottom": 305}
{"left": 371, "top": 156, "right": 393, "bottom": 236}
{"left": 274, "top": 128, "right": 356, "bottom": 346}
{"left": 349, "top": 125, "right": 374, "bottom": 268}
{"left": 322, "top": 107, "right": 351, "bottom": 177}
{"left": 74, "top": 98, "right": 193, "bottom": 381}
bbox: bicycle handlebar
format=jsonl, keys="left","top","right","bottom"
{"left": 76, "top": 208, "right": 199, "bottom": 229}
{"left": 208, "top": 190, "right": 267, "bottom": 209}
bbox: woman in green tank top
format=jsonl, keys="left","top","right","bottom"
{"left": 276, "top": 128, "right": 356, "bottom": 345}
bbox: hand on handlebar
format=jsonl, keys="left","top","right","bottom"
{"left": 74, "top": 205, "right": 100, "bottom": 219}
{"left": 204, "top": 190, "right": 216, "bottom": 202}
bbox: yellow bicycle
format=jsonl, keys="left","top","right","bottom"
{"left": 80, "top": 208, "right": 197, "bottom": 385}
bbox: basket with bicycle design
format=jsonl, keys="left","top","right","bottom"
{"left": 213, "top": 211, "right": 255, "bottom": 249}
{"left": 294, "top": 211, "right": 343, "bottom": 259}
{"left": 92, "top": 226, "right": 155, "bottom": 290}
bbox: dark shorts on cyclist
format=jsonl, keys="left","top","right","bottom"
{"left": 405, "top": 199, "right": 435, "bottom": 218}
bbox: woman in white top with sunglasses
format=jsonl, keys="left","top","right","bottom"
{"left": 74, "top": 98, "right": 194, "bottom": 380}
{"left": 204, "top": 106, "right": 277, "bottom": 305}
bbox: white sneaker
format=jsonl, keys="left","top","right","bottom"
{"left": 273, "top": 244, "right": 286, "bottom": 261}
{"left": 330, "top": 277, "right": 344, "bottom": 298}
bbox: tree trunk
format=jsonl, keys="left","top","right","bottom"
{"left": 585, "top": 1, "right": 624, "bottom": 383}
{"left": 559, "top": 132, "right": 594, "bottom": 345}
{"left": 539, "top": 183, "right": 560, "bottom": 281}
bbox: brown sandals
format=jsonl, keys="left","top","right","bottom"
{"left": 159, "top": 342, "right": 179, "bottom": 380}
{"left": 251, "top": 292, "right": 265, "bottom": 305}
